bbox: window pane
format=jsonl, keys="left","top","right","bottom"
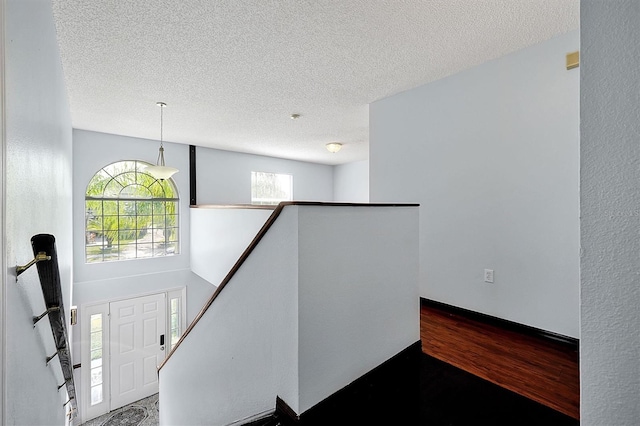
{"left": 103, "top": 179, "right": 123, "bottom": 198}
{"left": 136, "top": 244, "right": 153, "bottom": 258}
{"left": 134, "top": 161, "right": 149, "bottom": 173}
{"left": 119, "top": 200, "right": 136, "bottom": 215}
{"left": 137, "top": 200, "right": 153, "bottom": 216}
{"left": 90, "top": 333, "right": 102, "bottom": 351}
{"left": 90, "top": 314, "right": 102, "bottom": 333}
{"left": 118, "top": 230, "right": 136, "bottom": 243}
{"left": 114, "top": 172, "right": 136, "bottom": 191}
{"left": 166, "top": 228, "right": 179, "bottom": 242}
{"left": 103, "top": 161, "right": 135, "bottom": 178}
{"left": 149, "top": 181, "right": 166, "bottom": 198}
{"left": 153, "top": 214, "right": 166, "bottom": 228}
{"left": 86, "top": 169, "right": 111, "bottom": 197}
{"left": 160, "top": 242, "right": 179, "bottom": 255}
{"left": 137, "top": 215, "right": 152, "bottom": 229}
{"left": 90, "top": 366, "right": 102, "bottom": 386}
{"left": 103, "top": 201, "right": 118, "bottom": 215}
{"left": 118, "top": 243, "right": 136, "bottom": 259}
{"left": 152, "top": 201, "right": 165, "bottom": 215}
{"left": 86, "top": 247, "right": 103, "bottom": 263}
{"left": 86, "top": 215, "right": 102, "bottom": 230}
{"left": 171, "top": 314, "right": 178, "bottom": 330}
{"left": 120, "top": 182, "right": 151, "bottom": 199}
{"left": 170, "top": 298, "right": 180, "bottom": 348}
{"left": 166, "top": 201, "right": 179, "bottom": 215}
{"left": 251, "top": 171, "right": 292, "bottom": 205}
{"left": 164, "top": 214, "right": 178, "bottom": 228}
{"left": 85, "top": 200, "right": 103, "bottom": 216}
{"left": 90, "top": 349, "right": 102, "bottom": 362}
{"left": 160, "top": 180, "right": 176, "bottom": 198}
{"left": 118, "top": 216, "right": 136, "bottom": 230}
{"left": 171, "top": 328, "right": 179, "bottom": 346}
{"left": 103, "top": 250, "right": 119, "bottom": 262}
{"left": 90, "top": 385, "right": 103, "bottom": 405}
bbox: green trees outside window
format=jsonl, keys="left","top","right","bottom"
{"left": 251, "top": 171, "right": 293, "bottom": 205}
{"left": 85, "top": 160, "right": 179, "bottom": 263}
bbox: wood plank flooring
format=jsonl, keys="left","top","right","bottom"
{"left": 420, "top": 302, "right": 579, "bottom": 420}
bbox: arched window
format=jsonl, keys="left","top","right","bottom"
{"left": 85, "top": 160, "right": 179, "bottom": 263}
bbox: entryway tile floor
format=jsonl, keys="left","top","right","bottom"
{"left": 80, "top": 393, "right": 159, "bottom": 426}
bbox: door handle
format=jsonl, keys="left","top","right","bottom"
{"left": 160, "top": 334, "right": 165, "bottom": 346}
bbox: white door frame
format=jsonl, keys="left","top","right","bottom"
{"left": 0, "top": 0, "right": 6, "bottom": 423}
{"left": 80, "top": 287, "right": 186, "bottom": 424}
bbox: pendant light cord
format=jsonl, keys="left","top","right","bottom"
{"left": 160, "top": 102, "right": 164, "bottom": 147}
{"left": 157, "top": 102, "right": 166, "bottom": 166}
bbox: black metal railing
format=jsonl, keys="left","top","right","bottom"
{"left": 17, "top": 234, "right": 77, "bottom": 419}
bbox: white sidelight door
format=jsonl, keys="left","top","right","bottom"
{"left": 110, "top": 293, "right": 166, "bottom": 410}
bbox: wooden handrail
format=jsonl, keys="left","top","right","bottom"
{"left": 158, "top": 201, "right": 418, "bottom": 370}
{"left": 190, "top": 204, "right": 277, "bottom": 210}
{"left": 21, "top": 234, "right": 78, "bottom": 418}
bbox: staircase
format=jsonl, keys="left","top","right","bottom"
{"left": 159, "top": 202, "right": 420, "bottom": 426}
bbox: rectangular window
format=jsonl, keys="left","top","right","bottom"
{"left": 89, "top": 313, "right": 103, "bottom": 406}
{"left": 170, "top": 298, "right": 180, "bottom": 351}
{"left": 251, "top": 171, "right": 293, "bottom": 205}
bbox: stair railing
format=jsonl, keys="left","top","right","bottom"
{"left": 16, "top": 234, "right": 77, "bottom": 420}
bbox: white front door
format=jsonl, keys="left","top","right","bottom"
{"left": 110, "top": 293, "right": 166, "bottom": 410}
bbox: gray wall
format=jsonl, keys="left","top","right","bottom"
{"left": 196, "top": 146, "right": 334, "bottom": 204}
{"left": 370, "top": 30, "right": 580, "bottom": 338}
{"left": 333, "top": 160, "right": 369, "bottom": 203}
{"left": 580, "top": 2, "right": 640, "bottom": 423}
{"left": 4, "top": 0, "right": 73, "bottom": 423}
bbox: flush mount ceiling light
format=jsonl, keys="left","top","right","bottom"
{"left": 325, "top": 142, "right": 343, "bottom": 153}
{"left": 144, "top": 102, "right": 179, "bottom": 180}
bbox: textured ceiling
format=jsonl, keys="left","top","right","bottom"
{"left": 51, "top": 0, "right": 579, "bottom": 165}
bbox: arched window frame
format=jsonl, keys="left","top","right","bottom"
{"left": 85, "top": 160, "right": 179, "bottom": 263}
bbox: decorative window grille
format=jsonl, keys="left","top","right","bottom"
{"left": 85, "top": 160, "right": 179, "bottom": 263}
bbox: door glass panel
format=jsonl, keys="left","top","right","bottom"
{"left": 89, "top": 313, "right": 103, "bottom": 406}
{"left": 90, "top": 385, "right": 103, "bottom": 406}
{"left": 170, "top": 298, "right": 180, "bottom": 350}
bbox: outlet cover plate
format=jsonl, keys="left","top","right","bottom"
{"left": 484, "top": 269, "right": 494, "bottom": 283}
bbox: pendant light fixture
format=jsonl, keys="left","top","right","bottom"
{"left": 144, "top": 102, "right": 179, "bottom": 180}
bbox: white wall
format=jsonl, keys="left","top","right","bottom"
{"left": 297, "top": 205, "right": 418, "bottom": 412}
{"left": 196, "top": 147, "right": 334, "bottom": 204}
{"left": 580, "top": 2, "right": 640, "bottom": 423}
{"left": 333, "top": 160, "right": 369, "bottom": 202}
{"left": 370, "top": 30, "right": 580, "bottom": 338}
{"left": 4, "top": 0, "right": 73, "bottom": 423}
{"left": 160, "top": 204, "right": 419, "bottom": 425}
{"left": 160, "top": 207, "right": 301, "bottom": 426}
{"left": 190, "top": 207, "right": 273, "bottom": 285}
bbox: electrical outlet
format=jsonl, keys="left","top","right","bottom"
{"left": 484, "top": 269, "right": 494, "bottom": 283}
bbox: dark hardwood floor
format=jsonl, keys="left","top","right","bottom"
{"left": 420, "top": 302, "right": 580, "bottom": 420}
